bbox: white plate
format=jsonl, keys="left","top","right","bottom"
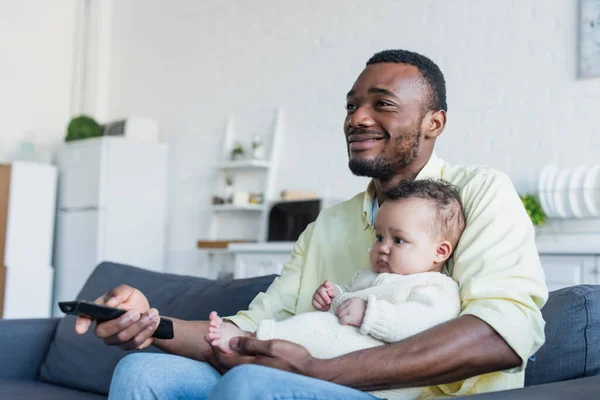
{"left": 568, "top": 166, "right": 589, "bottom": 218}
{"left": 539, "top": 165, "right": 558, "bottom": 218}
{"left": 538, "top": 166, "right": 551, "bottom": 217}
{"left": 553, "top": 168, "right": 574, "bottom": 218}
{"left": 583, "top": 165, "right": 600, "bottom": 217}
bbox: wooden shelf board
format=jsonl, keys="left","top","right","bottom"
{"left": 197, "top": 240, "right": 257, "bottom": 249}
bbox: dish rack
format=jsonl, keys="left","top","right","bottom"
{"left": 538, "top": 165, "right": 600, "bottom": 219}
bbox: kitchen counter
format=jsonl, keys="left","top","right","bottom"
{"left": 535, "top": 218, "right": 600, "bottom": 254}
{"left": 227, "top": 241, "right": 295, "bottom": 253}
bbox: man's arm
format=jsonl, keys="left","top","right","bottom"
{"left": 147, "top": 319, "right": 211, "bottom": 361}
{"left": 316, "top": 315, "right": 519, "bottom": 390}
{"left": 222, "top": 315, "right": 520, "bottom": 391}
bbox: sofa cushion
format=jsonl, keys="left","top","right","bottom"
{"left": 525, "top": 284, "right": 600, "bottom": 386}
{"left": 0, "top": 379, "right": 106, "bottom": 400}
{"left": 39, "top": 262, "right": 277, "bottom": 396}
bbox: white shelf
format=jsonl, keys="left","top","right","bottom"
{"left": 208, "top": 108, "right": 284, "bottom": 242}
{"left": 211, "top": 204, "right": 265, "bottom": 212}
{"left": 218, "top": 159, "right": 271, "bottom": 169}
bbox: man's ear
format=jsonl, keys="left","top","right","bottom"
{"left": 434, "top": 240, "right": 453, "bottom": 264}
{"left": 423, "top": 110, "right": 446, "bottom": 140}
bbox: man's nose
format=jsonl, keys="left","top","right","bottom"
{"left": 348, "top": 105, "right": 375, "bottom": 129}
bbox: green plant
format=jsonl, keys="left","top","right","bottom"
{"left": 520, "top": 194, "right": 546, "bottom": 226}
{"left": 65, "top": 115, "right": 102, "bottom": 142}
{"left": 231, "top": 141, "right": 245, "bottom": 160}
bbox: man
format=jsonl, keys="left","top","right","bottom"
{"left": 76, "top": 49, "right": 548, "bottom": 399}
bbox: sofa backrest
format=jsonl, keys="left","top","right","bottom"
{"left": 525, "top": 285, "right": 600, "bottom": 386}
{"left": 38, "top": 262, "right": 278, "bottom": 395}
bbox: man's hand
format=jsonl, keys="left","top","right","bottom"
{"left": 336, "top": 298, "right": 366, "bottom": 327}
{"left": 312, "top": 280, "right": 339, "bottom": 311}
{"left": 208, "top": 336, "right": 317, "bottom": 376}
{"left": 74, "top": 284, "right": 160, "bottom": 351}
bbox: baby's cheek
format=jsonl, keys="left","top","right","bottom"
{"left": 368, "top": 245, "right": 378, "bottom": 265}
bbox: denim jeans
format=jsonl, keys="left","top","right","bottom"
{"left": 109, "top": 353, "right": 377, "bottom": 400}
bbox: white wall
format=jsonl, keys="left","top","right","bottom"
{"left": 0, "top": 0, "right": 78, "bottom": 161}
{"left": 100, "top": 0, "right": 600, "bottom": 274}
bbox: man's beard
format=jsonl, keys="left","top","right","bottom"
{"left": 348, "top": 130, "right": 421, "bottom": 180}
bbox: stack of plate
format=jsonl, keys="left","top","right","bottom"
{"left": 538, "top": 165, "right": 600, "bottom": 219}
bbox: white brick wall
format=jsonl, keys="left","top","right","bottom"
{"left": 0, "top": 0, "right": 77, "bottom": 160}
{"left": 102, "top": 0, "right": 600, "bottom": 273}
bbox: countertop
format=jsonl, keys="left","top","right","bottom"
{"left": 227, "top": 241, "right": 295, "bottom": 253}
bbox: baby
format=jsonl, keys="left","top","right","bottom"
{"left": 205, "top": 179, "right": 467, "bottom": 400}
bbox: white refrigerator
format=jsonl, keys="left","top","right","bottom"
{"left": 1, "top": 161, "right": 57, "bottom": 318}
{"left": 52, "top": 137, "right": 168, "bottom": 316}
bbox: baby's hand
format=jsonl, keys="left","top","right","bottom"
{"left": 312, "top": 280, "right": 339, "bottom": 311}
{"left": 336, "top": 298, "right": 366, "bottom": 327}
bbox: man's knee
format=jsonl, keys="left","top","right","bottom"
{"left": 223, "top": 364, "right": 269, "bottom": 384}
{"left": 210, "top": 365, "right": 272, "bottom": 398}
{"left": 112, "top": 353, "right": 158, "bottom": 387}
{"left": 111, "top": 353, "right": 222, "bottom": 400}
{"left": 111, "top": 353, "right": 186, "bottom": 398}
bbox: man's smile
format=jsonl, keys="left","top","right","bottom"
{"left": 347, "top": 132, "right": 387, "bottom": 152}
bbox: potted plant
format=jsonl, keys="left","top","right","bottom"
{"left": 231, "top": 142, "right": 245, "bottom": 161}
{"left": 65, "top": 115, "right": 102, "bottom": 142}
{"left": 520, "top": 194, "right": 546, "bottom": 229}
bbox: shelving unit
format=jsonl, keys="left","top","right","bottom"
{"left": 206, "top": 107, "right": 284, "bottom": 243}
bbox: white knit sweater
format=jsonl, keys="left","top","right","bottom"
{"left": 256, "top": 269, "right": 462, "bottom": 400}
{"left": 332, "top": 269, "right": 461, "bottom": 343}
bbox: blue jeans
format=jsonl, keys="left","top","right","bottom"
{"left": 109, "top": 353, "right": 377, "bottom": 400}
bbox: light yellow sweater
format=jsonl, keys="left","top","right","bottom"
{"left": 228, "top": 152, "right": 548, "bottom": 398}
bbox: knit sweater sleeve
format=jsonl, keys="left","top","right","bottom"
{"left": 359, "top": 280, "right": 461, "bottom": 343}
{"left": 331, "top": 269, "right": 377, "bottom": 312}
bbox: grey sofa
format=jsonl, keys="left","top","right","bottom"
{"left": 0, "top": 262, "right": 599, "bottom": 399}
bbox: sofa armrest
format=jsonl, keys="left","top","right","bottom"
{"left": 0, "top": 318, "right": 59, "bottom": 380}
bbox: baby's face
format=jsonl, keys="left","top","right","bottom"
{"left": 370, "top": 197, "right": 444, "bottom": 275}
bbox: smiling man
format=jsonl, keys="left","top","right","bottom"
{"left": 78, "top": 50, "right": 548, "bottom": 400}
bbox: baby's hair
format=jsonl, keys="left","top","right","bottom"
{"left": 385, "top": 179, "right": 466, "bottom": 248}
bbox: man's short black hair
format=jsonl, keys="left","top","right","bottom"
{"left": 386, "top": 179, "right": 465, "bottom": 249}
{"left": 367, "top": 49, "right": 447, "bottom": 113}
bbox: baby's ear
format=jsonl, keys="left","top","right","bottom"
{"left": 434, "top": 241, "right": 453, "bottom": 263}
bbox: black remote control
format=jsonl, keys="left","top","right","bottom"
{"left": 59, "top": 301, "right": 174, "bottom": 339}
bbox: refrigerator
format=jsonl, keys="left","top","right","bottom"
{"left": 52, "top": 137, "right": 168, "bottom": 316}
{"left": 1, "top": 161, "right": 57, "bottom": 318}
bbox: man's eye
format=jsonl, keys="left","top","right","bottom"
{"left": 345, "top": 103, "right": 356, "bottom": 111}
{"left": 394, "top": 237, "right": 404, "bottom": 244}
{"left": 376, "top": 101, "right": 392, "bottom": 107}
